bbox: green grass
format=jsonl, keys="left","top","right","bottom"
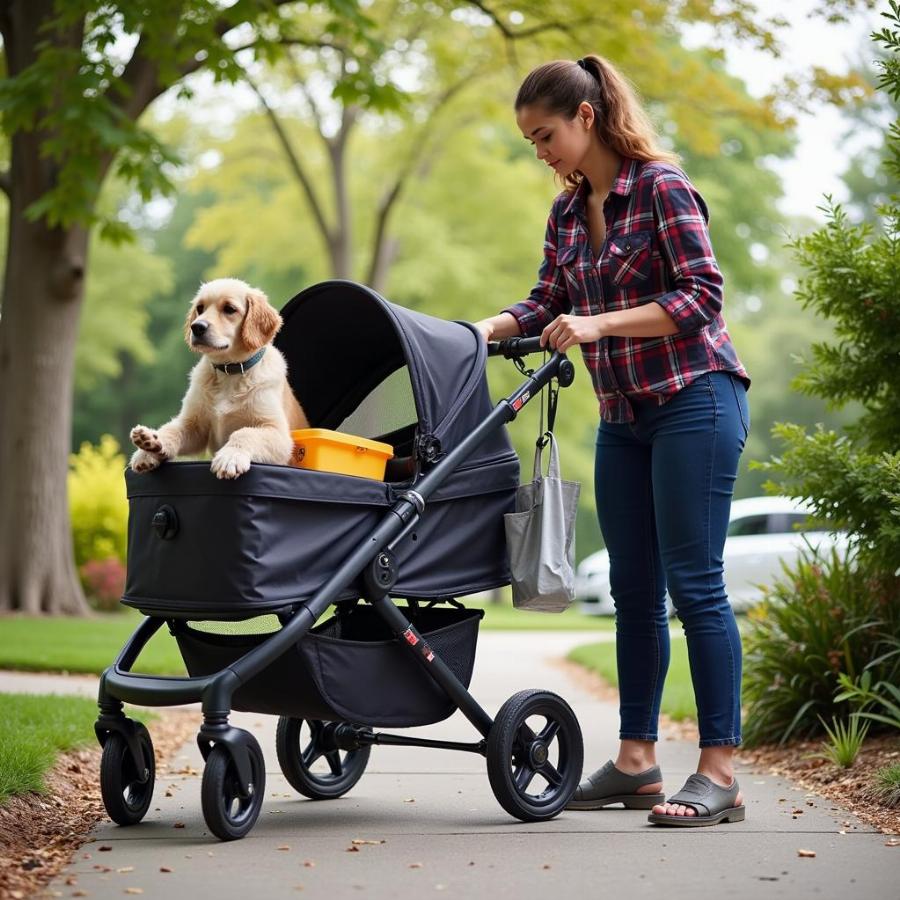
{"left": 0, "top": 692, "right": 100, "bottom": 804}
{"left": 469, "top": 594, "right": 616, "bottom": 632}
{"left": 568, "top": 635, "right": 697, "bottom": 722}
{"left": 869, "top": 763, "right": 900, "bottom": 808}
{"left": 0, "top": 599, "right": 613, "bottom": 677}
{"left": 0, "top": 611, "right": 188, "bottom": 676}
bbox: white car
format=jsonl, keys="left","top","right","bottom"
{"left": 575, "top": 496, "right": 851, "bottom": 616}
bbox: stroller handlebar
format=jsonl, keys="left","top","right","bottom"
{"left": 487, "top": 336, "right": 546, "bottom": 358}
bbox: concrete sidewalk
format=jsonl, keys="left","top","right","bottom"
{"left": 5, "top": 631, "right": 897, "bottom": 899}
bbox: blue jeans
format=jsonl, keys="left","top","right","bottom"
{"left": 594, "top": 372, "right": 749, "bottom": 748}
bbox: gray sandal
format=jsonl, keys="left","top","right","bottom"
{"left": 566, "top": 760, "right": 665, "bottom": 810}
{"left": 647, "top": 773, "right": 745, "bottom": 826}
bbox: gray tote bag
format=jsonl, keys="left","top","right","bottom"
{"left": 504, "top": 433, "right": 580, "bottom": 612}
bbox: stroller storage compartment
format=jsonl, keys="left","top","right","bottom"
{"left": 173, "top": 604, "right": 483, "bottom": 727}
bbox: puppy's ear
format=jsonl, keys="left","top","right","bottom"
{"left": 183, "top": 303, "right": 198, "bottom": 347}
{"left": 241, "top": 289, "right": 282, "bottom": 351}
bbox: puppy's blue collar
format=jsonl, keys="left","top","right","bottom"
{"left": 212, "top": 347, "right": 266, "bottom": 375}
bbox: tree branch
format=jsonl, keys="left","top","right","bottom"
{"left": 464, "top": 1, "right": 587, "bottom": 40}
{"left": 243, "top": 71, "right": 334, "bottom": 252}
{"left": 109, "top": 0, "right": 313, "bottom": 121}
{"left": 366, "top": 67, "right": 483, "bottom": 286}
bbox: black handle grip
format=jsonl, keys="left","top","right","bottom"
{"left": 487, "top": 336, "right": 546, "bottom": 358}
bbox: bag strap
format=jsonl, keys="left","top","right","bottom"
{"left": 533, "top": 349, "right": 562, "bottom": 479}
{"left": 532, "top": 430, "right": 562, "bottom": 480}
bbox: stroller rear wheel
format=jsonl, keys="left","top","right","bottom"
{"left": 100, "top": 724, "right": 155, "bottom": 826}
{"left": 486, "top": 689, "right": 583, "bottom": 822}
{"left": 200, "top": 735, "right": 266, "bottom": 841}
{"left": 276, "top": 717, "right": 370, "bottom": 800}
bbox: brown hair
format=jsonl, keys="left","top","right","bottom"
{"left": 515, "top": 55, "right": 679, "bottom": 191}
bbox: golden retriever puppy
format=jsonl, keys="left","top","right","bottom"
{"left": 130, "top": 278, "right": 308, "bottom": 479}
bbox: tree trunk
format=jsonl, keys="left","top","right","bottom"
{"left": 0, "top": 121, "right": 91, "bottom": 615}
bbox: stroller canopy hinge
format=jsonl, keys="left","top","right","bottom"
{"left": 415, "top": 433, "right": 443, "bottom": 464}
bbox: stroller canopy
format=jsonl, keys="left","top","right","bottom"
{"left": 275, "top": 280, "right": 513, "bottom": 469}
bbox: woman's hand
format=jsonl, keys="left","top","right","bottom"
{"left": 541, "top": 314, "right": 605, "bottom": 352}
{"left": 472, "top": 318, "right": 495, "bottom": 343}
{"left": 472, "top": 312, "right": 520, "bottom": 344}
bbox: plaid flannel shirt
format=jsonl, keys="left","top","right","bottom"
{"left": 503, "top": 157, "right": 749, "bottom": 424}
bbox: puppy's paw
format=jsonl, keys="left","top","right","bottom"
{"left": 130, "top": 448, "right": 163, "bottom": 474}
{"left": 211, "top": 446, "right": 252, "bottom": 480}
{"left": 130, "top": 425, "right": 165, "bottom": 456}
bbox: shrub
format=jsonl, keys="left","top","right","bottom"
{"left": 835, "top": 669, "right": 900, "bottom": 733}
{"left": 80, "top": 557, "right": 127, "bottom": 611}
{"left": 810, "top": 715, "right": 870, "bottom": 769}
{"left": 742, "top": 548, "right": 900, "bottom": 746}
{"left": 867, "top": 763, "right": 900, "bottom": 809}
{"left": 68, "top": 434, "right": 128, "bottom": 569}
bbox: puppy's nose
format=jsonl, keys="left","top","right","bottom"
{"left": 191, "top": 320, "right": 209, "bottom": 337}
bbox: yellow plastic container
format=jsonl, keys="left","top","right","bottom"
{"left": 290, "top": 428, "right": 394, "bottom": 480}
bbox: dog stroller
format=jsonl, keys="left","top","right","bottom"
{"left": 95, "top": 279, "right": 583, "bottom": 841}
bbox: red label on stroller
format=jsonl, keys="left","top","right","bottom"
{"left": 403, "top": 627, "right": 419, "bottom": 647}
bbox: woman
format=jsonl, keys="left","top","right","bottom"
{"left": 474, "top": 55, "right": 750, "bottom": 827}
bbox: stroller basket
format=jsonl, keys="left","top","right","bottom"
{"left": 173, "top": 605, "right": 483, "bottom": 728}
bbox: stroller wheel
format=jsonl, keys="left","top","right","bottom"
{"left": 275, "top": 717, "right": 370, "bottom": 800}
{"left": 486, "top": 689, "right": 583, "bottom": 822}
{"left": 200, "top": 734, "right": 266, "bottom": 841}
{"left": 100, "top": 724, "right": 155, "bottom": 826}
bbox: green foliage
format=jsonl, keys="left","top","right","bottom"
{"left": 835, "top": 668, "right": 900, "bottom": 732}
{"left": 867, "top": 762, "right": 900, "bottom": 808}
{"left": 75, "top": 211, "right": 175, "bottom": 392}
{"left": 753, "top": 7, "right": 900, "bottom": 579}
{"left": 809, "top": 714, "right": 870, "bottom": 768}
{"left": 756, "top": 422, "right": 900, "bottom": 573}
{"left": 68, "top": 435, "right": 128, "bottom": 569}
{"left": 742, "top": 549, "right": 900, "bottom": 746}
{"left": 0, "top": 693, "right": 99, "bottom": 804}
{"left": 0, "top": 1, "right": 375, "bottom": 237}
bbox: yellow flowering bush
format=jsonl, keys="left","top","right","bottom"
{"left": 68, "top": 435, "right": 128, "bottom": 568}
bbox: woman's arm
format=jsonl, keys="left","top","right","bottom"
{"left": 473, "top": 311, "right": 522, "bottom": 342}
{"left": 541, "top": 304, "right": 678, "bottom": 352}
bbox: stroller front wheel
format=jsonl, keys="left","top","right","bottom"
{"left": 200, "top": 735, "right": 266, "bottom": 841}
{"left": 487, "top": 689, "right": 583, "bottom": 822}
{"left": 100, "top": 725, "right": 155, "bottom": 826}
{"left": 276, "top": 717, "right": 370, "bottom": 800}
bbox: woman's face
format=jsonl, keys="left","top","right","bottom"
{"left": 516, "top": 102, "right": 593, "bottom": 178}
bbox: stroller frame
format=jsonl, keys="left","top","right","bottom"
{"left": 95, "top": 336, "right": 582, "bottom": 840}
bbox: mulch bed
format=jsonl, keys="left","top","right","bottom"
{"left": 553, "top": 656, "right": 900, "bottom": 836}
{"left": 0, "top": 709, "right": 197, "bottom": 900}
{"left": 739, "top": 736, "right": 900, "bottom": 837}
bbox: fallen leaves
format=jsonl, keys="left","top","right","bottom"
{"left": 0, "top": 709, "right": 196, "bottom": 900}
{"left": 797, "top": 849, "right": 817, "bottom": 858}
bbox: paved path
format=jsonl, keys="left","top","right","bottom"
{"left": 4, "top": 631, "right": 897, "bottom": 899}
